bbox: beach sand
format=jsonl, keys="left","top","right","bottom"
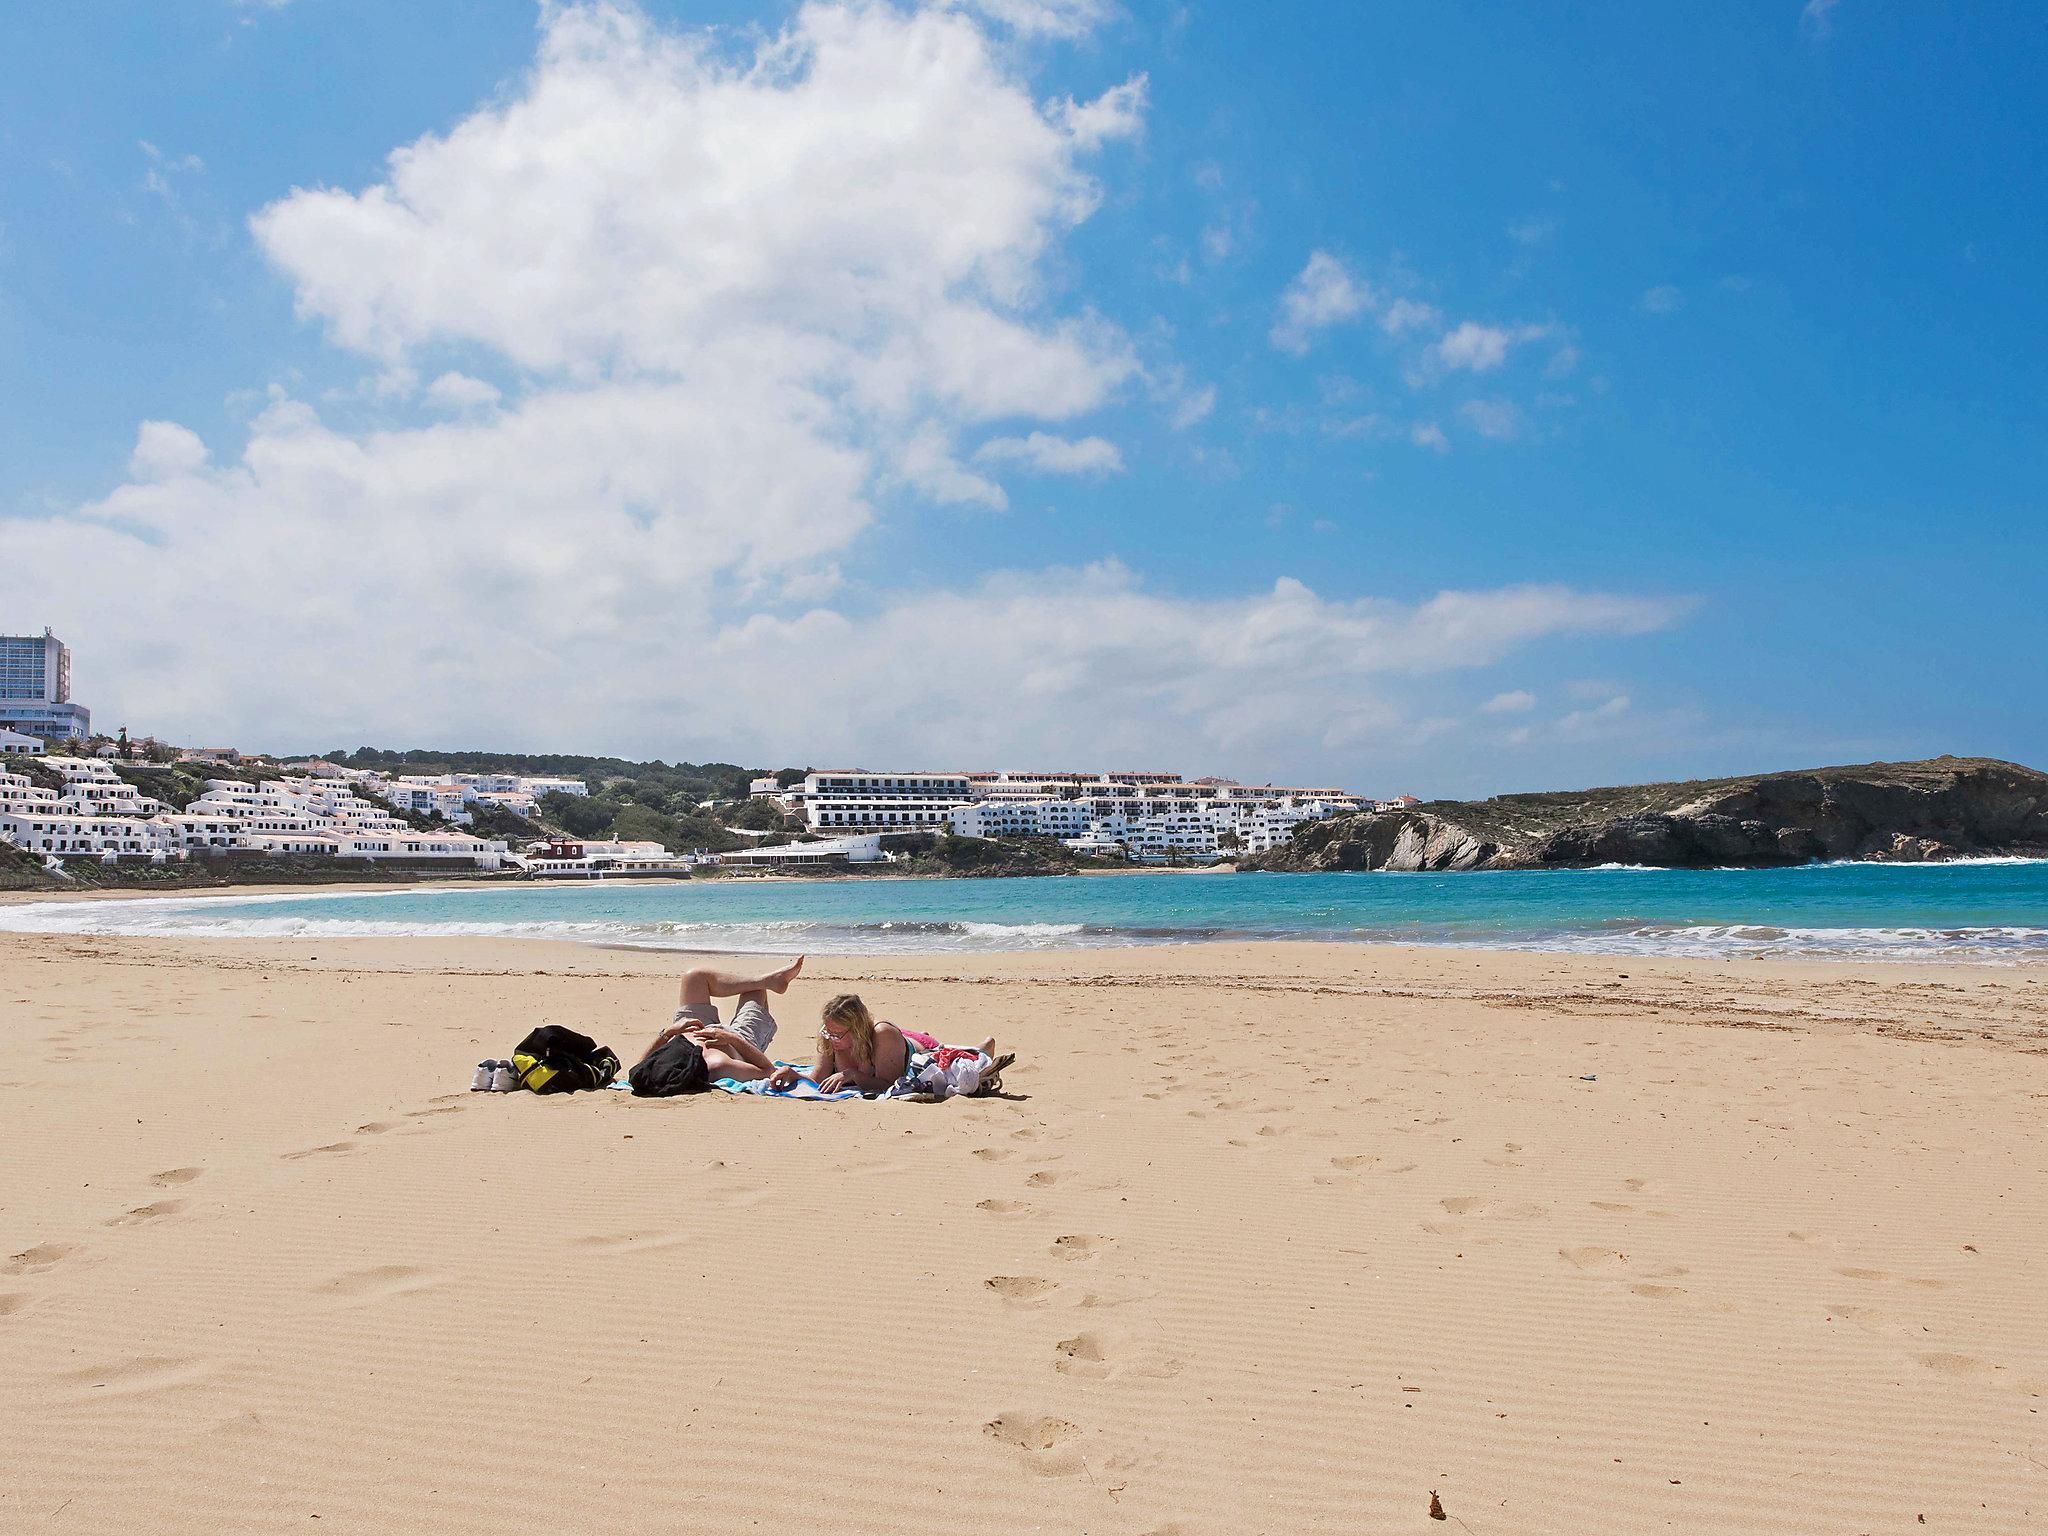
{"left": 3, "top": 932, "right": 2045, "bottom": 1533}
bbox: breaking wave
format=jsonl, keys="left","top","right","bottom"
{"left": 3, "top": 863, "right": 2044, "bottom": 960}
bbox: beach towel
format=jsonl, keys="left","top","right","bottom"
{"left": 712, "top": 1073, "right": 864, "bottom": 1101}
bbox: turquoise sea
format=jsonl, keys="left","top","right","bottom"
{"left": 5, "top": 862, "right": 2048, "bottom": 960}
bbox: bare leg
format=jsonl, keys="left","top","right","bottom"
{"left": 979, "top": 1036, "right": 997, "bottom": 1057}
{"left": 677, "top": 956, "right": 804, "bottom": 1009}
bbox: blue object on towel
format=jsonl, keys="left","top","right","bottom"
{"left": 713, "top": 1071, "right": 863, "bottom": 1101}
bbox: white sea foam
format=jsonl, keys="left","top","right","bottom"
{"left": 1508, "top": 924, "right": 2048, "bottom": 962}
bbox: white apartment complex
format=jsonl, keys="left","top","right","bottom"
{"left": 791, "top": 767, "right": 1365, "bottom": 862}
{"left": 0, "top": 757, "right": 509, "bottom": 868}
{"left": 355, "top": 770, "right": 589, "bottom": 825}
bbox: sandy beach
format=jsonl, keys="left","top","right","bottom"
{"left": 3, "top": 932, "right": 2045, "bottom": 1533}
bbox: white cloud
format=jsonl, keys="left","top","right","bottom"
{"left": 1640, "top": 284, "right": 1684, "bottom": 315}
{"left": 128, "top": 421, "right": 209, "bottom": 481}
{"left": 895, "top": 424, "right": 1008, "bottom": 508}
{"left": 1378, "top": 296, "right": 1440, "bottom": 336}
{"left": 1271, "top": 250, "right": 1373, "bottom": 353}
{"left": 251, "top": 0, "right": 1141, "bottom": 423}
{"left": 1460, "top": 398, "right": 1524, "bottom": 440}
{"left": 1167, "top": 381, "right": 1216, "bottom": 429}
{"left": 15, "top": 2, "right": 1689, "bottom": 784}
{"left": 1480, "top": 689, "right": 1536, "bottom": 714}
{"left": 1800, "top": 0, "right": 1843, "bottom": 38}
{"left": 1433, "top": 321, "right": 1548, "bottom": 373}
{"left": 139, "top": 141, "right": 204, "bottom": 220}
{"left": 975, "top": 431, "right": 1124, "bottom": 475}
{"left": 952, "top": 0, "right": 1113, "bottom": 38}
{"left": 692, "top": 567, "right": 1692, "bottom": 768}
{"left": 1055, "top": 75, "right": 1148, "bottom": 146}
{"left": 1410, "top": 422, "right": 1449, "bottom": 453}
{"left": 1507, "top": 216, "right": 1556, "bottom": 246}
{"left": 423, "top": 372, "right": 501, "bottom": 412}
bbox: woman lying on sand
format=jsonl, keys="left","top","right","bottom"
{"left": 764, "top": 992, "right": 1007, "bottom": 1096}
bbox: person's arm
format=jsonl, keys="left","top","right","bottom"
{"left": 837, "top": 1023, "right": 909, "bottom": 1093}
{"left": 693, "top": 1026, "right": 775, "bottom": 1076}
{"left": 638, "top": 1023, "right": 687, "bottom": 1065}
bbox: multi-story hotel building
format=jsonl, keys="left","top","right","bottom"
{"left": 800, "top": 771, "right": 975, "bottom": 830}
{"left": 0, "top": 628, "right": 90, "bottom": 742}
{"left": 795, "top": 766, "right": 1363, "bottom": 860}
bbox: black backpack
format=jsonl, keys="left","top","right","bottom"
{"left": 628, "top": 1034, "right": 710, "bottom": 1097}
{"left": 511, "top": 1025, "right": 620, "bottom": 1094}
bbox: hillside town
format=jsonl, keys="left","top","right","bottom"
{"left": 0, "top": 628, "right": 1416, "bottom": 879}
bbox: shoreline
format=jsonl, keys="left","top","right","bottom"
{"left": 0, "top": 860, "right": 1239, "bottom": 907}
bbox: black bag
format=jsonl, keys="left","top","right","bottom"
{"left": 511, "top": 1025, "right": 620, "bottom": 1094}
{"left": 628, "top": 1034, "right": 710, "bottom": 1097}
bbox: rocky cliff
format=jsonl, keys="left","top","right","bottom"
{"left": 1251, "top": 757, "right": 2048, "bottom": 872}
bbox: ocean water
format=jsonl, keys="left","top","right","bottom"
{"left": 4, "top": 862, "right": 2047, "bottom": 961}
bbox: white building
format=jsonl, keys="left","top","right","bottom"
{"left": 947, "top": 798, "right": 1093, "bottom": 841}
{"left": 517, "top": 837, "right": 694, "bottom": 877}
{"left": 802, "top": 771, "right": 975, "bottom": 831}
{"left": 722, "top": 833, "right": 886, "bottom": 868}
{"left": 0, "top": 728, "right": 46, "bottom": 756}
{"left": 0, "top": 759, "right": 508, "bottom": 869}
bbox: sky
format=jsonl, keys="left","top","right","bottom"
{"left": 2, "top": 0, "right": 2042, "bottom": 797}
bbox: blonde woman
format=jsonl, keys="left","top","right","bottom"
{"left": 807, "top": 993, "right": 908, "bottom": 1095}
{"left": 767, "top": 993, "right": 1003, "bottom": 1097}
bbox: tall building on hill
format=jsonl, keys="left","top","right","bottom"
{"left": 0, "top": 628, "right": 91, "bottom": 741}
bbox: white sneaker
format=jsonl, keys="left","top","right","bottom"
{"left": 490, "top": 1062, "right": 519, "bottom": 1092}
{"left": 471, "top": 1061, "right": 493, "bottom": 1091}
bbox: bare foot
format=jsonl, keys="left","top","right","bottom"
{"left": 771, "top": 955, "right": 805, "bottom": 993}
{"left": 981, "top": 1036, "right": 997, "bottom": 1057}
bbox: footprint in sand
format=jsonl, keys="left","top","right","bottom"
{"left": 985, "top": 1275, "right": 1059, "bottom": 1307}
{"left": 4, "top": 1241, "right": 80, "bottom": 1276}
{"left": 1591, "top": 1200, "right": 1634, "bottom": 1212}
{"left": 1054, "top": 1332, "right": 1113, "bottom": 1378}
{"left": 151, "top": 1168, "right": 204, "bottom": 1188}
{"left": 983, "top": 1414, "right": 1084, "bottom": 1476}
{"left": 1918, "top": 1352, "right": 1992, "bottom": 1375}
{"left": 318, "top": 1265, "right": 449, "bottom": 1304}
{"left": 355, "top": 1122, "right": 395, "bottom": 1136}
{"left": 1441, "top": 1196, "right": 1549, "bottom": 1220}
{"left": 1835, "top": 1267, "right": 1891, "bottom": 1281}
{"left": 105, "top": 1200, "right": 184, "bottom": 1227}
{"left": 1051, "top": 1234, "right": 1112, "bottom": 1262}
{"left": 0, "top": 1293, "right": 30, "bottom": 1317}
{"left": 1025, "top": 1170, "right": 1072, "bottom": 1187}
{"left": 571, "top": 1232, "right": 687, "bottom": 1255}
{"left": 1560, "top": 1246, "right": 1631, "bottom": 1272}
{"left": 282, "top": 1141, "right": 357, "bottom": 1160}
{"left": 976, "top": 1199, "right": 1035, "bottom": 1217}
{"left": 60, "top": 1355, "right": 216, "bottom": 1398}
{"left": 972, "top": 1147, "right": 1017, "bottom": 1162}
{"left": 1053, "top": 1332, "right": 1185, "bottom": 1381}
{"left": 1630, "top": 1283, "right": 1688, "bottom": 1299}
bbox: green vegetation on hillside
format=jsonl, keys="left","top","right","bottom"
{"left": 317, "top": 747, "right": 809, "bottom": 853}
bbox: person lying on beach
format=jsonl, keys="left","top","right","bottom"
{"left": 635, "top": 957, "right": 804, "bottom": 1086}
{"left": 763, "top": 992, "right": 1002, "bottom": 1096}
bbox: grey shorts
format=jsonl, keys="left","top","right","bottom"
{"left": 672, "top": 999, "right": 777, "bottom": 1051}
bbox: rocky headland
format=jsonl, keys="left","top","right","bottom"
{"left": 1250, "top": 756, "right": 2048, "bottom": 872}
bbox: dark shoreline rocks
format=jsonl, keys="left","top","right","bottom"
{"left": 1249, "top": 756, "right": 2048, "bottom": 872}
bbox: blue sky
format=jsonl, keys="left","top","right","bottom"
{"left": 3, "top": 0, "right": 2041, "bottom": 796}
